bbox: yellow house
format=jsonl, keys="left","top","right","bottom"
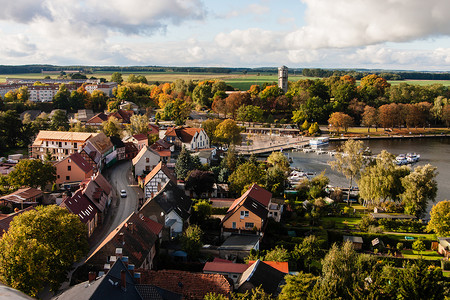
{"left": 221, "top": 184, "right": 270, "bottom": 236}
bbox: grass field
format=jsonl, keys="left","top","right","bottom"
{"left": 401, "top": 249, "right": 442, "bottom": 260}
{"left": 2, "top": 71, "right": 450, "bottom": 90}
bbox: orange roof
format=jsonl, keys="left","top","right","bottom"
{"left": 248, "top": 261, "right": 289, "bottom": 274}
{"left": 164, "top": 126, "right": 203, "bottom": 143}
{"left": 203, "top": 262, "right": 250, "bottom": 274}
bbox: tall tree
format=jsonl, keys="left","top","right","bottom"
{"left": 174, "top": 146, "right": 201, "bottom": 180}
{"left": 400, "top": 164, "right": 438, "bottom": 218}
{"left": 328, "top": 112, "right": 353, "bottom": 134}
{"left": 111, "top": 72, "right": 123, "bottom": 83}
{"left": 426, "top": 200, "right": 450, "bottom": 237}
{"left": 53, "top": 84, "right": 71, "bottom": 110}
{"left": 0, "top": 205, "right": 88, "bottom": 296}
{"left": 181, "top": 225, "right": 203, "bottom": 259}
{"left": 8, "top": 159, "right": 56, "bottom": 190}
{"left": 49, "top": 110, "right": 69, "bottom": 131}
{"left": 329, "top": 140, "right": 365, "bottom": 204}
{"left": 361, "top": 105, "right": 378, "bottom": 132}
{"left": 101, "top": 116, "right": 122, "bottom": 138}
{"left": 185, "top": 170, "right": 215, "bottom": 197}
{"left": 358, "top": 150, "right": 410, "bottom": 207}
{"left": 214, "top": 119, "right": 242, "bottom": 146}
{"left": 202, "top": 119, "right": 222, "bottom": 145}
{"left": 86, "top": 90, "right": 108, "bottom": 112}
{"left": 267, "top": 151, "right": 290, "bottom": 173}
{"left": 236, "top": 105, "right": 264, "bottom": 125}
{"left": 128, "top": 114, "right": 149, "bottom": 135}
{"left": 279, "top": 272, "right": 319, "bottom": 300}
{"left": 228, "top": 161, "right": 263, "bottom": 194}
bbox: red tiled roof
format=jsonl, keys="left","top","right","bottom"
{"left": 248, "top": 261, "right": 289, "bottom": 274}
{"left": 228, "top": 184, "right": 271, "bottom": 212}
{"left": 203, "top": 262, "right": 249, "bottom": 274}
{"left": 93, "top": 173, "right": 112, "bottom": 195}
{"left": 143, "top": 162, "right": 177, "bottom": 186}
{"left": 61, "top": 190, "right": 98, "bottom": 224}
{"left": 69, "top": 152, "right": 93, "bottom": 173}
{"left": 139, "top": 270, "right": 232, "bottom": 300}
{"left": 213, "top": 257, "right": 233, "bottom": 263}
{"left": 132, "top": 133, "right": 148, "bottom": 141}
{"left": 164, "top": 127, "right": 203, "bottom": 143}
{"left": 86, "top": 112, "right": 108, "bottom": 124}
{"left": 139, "top": 214, "right": 163, "bottom": 236}
{"left": 0, "top": 188, "right": 43, "bottom": 204}
{"left": 148, "top": 124, "right": 159, "bottom": 135}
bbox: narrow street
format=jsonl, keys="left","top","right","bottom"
{"left": 87, "top": 160, "right": 143, "bottom": 256}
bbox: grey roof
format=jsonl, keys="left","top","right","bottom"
{"left": 218, "top": 234, "right": 260, "bottom": 251}
{"left": 144, "top": 181, "right": 192, "bottom": 220}
{"left": 438, "top": 237, "right": 450, "bottom": 249}
{"left": 237, "top": 260, "right": 285, "bottom": 296}
{"left": 54, "top": 258, "right": 142, "bottom": 300}
{"left": 343, "top": 235, "right": 363, "bottom": 244}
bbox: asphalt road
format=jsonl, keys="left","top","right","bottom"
{"left": 87, "top": 160, "right": 142, "bottom": 256}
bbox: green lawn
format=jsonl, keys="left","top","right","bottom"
{"left": 401, "top": 249, "right": 442, "bottom": 260}
{"left": 322, "top": 216, "right": 361, "bottom": 229}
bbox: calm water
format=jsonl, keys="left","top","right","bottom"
{"left": 288, "top": 137, "right": 450, "bottom": 217}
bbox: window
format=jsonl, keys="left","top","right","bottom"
{"left": 145, "top": 166, "right": 150, "bottom": 171}
{"left": 240, "top": 211, "right": 249, "bottom": 219}
{"left": 66, "top": 176, "right": 70, "bottom": 180}
{"left": 74, "top": 143, "right": 78, "bottom": 149}
{"left": 245, "top": 222, "right": 254, "bottom": 229}
{"left": 67, "top": 166, "right": 71, "bottom": 171}
{"left": 232, "top": 222, "right": 236, "bottom": 229}
{"left": 146, "top": 158, "right": 149, "bottom": 163}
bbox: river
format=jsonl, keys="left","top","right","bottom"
{"left": 288, "top": 137, "right": 450, "bottom": 217}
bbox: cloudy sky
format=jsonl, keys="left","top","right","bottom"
{"left": 1, "top": 0, "right": 450, "bottom": 70}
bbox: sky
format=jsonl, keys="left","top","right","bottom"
{"left": 2, "top": 0, "right": 450, "bottom": 70}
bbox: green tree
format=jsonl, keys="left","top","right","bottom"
{"left": 50, "top": 110, "right": 69, "bottom": 131}
{"left": 128, "top": 114, "right": 149, "bottom": 135}
{"left": 8, "top": 159, "right": 56, "bottom": 190}
{"left": 308, "top": 122, "right": 319, "bottom": 135}
{"left": 192, "top": 84, "right": 213, "bottom": 108}
{"left": 0, "top": 110, "right": 23, "bottom": 150}
{"left": 192, "top": 200, "right": 212, "bottom": 224}
{"left": 236, "top": 105, "right": 264, "bottom": 125}
{"left": 202, "top": 119, "right": 221, "bottom": 145}
{"left": 279, "top": 272, "right": 319, "bottom": 300}
{"left": 412, "top": 240, "right": 426, "bottom": 253}
{"left": 215, "top": 119, "right": 242, "bottom": 146}
{"left": 231, "top": 286, "right": 273, "bottom": 300}
{"left": 329, "top": 140, "right": 365, "bottom": 204}
{"left": 53, "top": 84, "right": 71, "bottom": 110}
{"left": 264, "top": 165, "right": 287, "bottom": 197}
{"left": 181, "top": 224, "right": 203, "bottom": 259}
{"left": 115, "top": 85, "right": 135, "bottom": 102}
{"left": 229, "top": 162, "right": 263, "bottom": 194}
{"left": 400, "top": 164, "right": 438, "bottom": 218}
{"left": 174, "top": 146, "right": 201, "bottom": 180}
{"left": 264, "top": 246, "right": 289, "bottom": 262}
{"left": 17, "top": 86, "right": 30, "bottom": 102}
{"left": 205, "top": 292, "right": 228, "bottom": 300}
{"left": 291, "top": 235, "right": 323, "bottom": 271}
{"left": 266, "top": 151, "right": 290, "bottom": 173}
{"left": 111, "top": 72, "right": 123, "bottom": 83}
{"left": 292, "top": 109, "right": 307, "bottom": 129}
{"left": 427, "top": 200, "right": 450, "bottom": 236}
{"left": 101, "top": 116, "right": 122, "bottom": 137}
{"left": 162, "top": 98, "right": 191, "bottom": 126}
{"left": 185, "top": 170, "right": 215, "bottom": 197}
{"left": 0, "top": 205, "right": 88, "bottom": 296}
{"left": 359, "top": 150, "right": 410, "bottom": 207}
{"left": 396, "top": 261, "right": 444, "bottom": 300}
{"left": 86, "top": 90, "right": 108, "bottom": 112}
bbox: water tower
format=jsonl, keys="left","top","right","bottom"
{"left": 278, "top": 66, "right": 288, "bottom": 93}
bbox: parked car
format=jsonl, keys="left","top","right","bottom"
{"left": 120, "top": 190, "right": 127, "bottom": 198}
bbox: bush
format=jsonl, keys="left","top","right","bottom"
{"left": 368, "top": 225, "right": 383, "bottom": 233}
{"left": 358, "top": 215, "right": 378, "bottom": 231}
{"left": 396, "top": 242, "right": 404, "bottom": 251}
{"left": 412, "top": 240, "right": 426, "bottom": 252}
{"left": 379, "top": 218, "right": 425, "bottom": 233}
{"left": 441, "top": 260, "right": 450, "bottom": 271}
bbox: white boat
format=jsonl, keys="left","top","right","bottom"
{"left": 406, "top": 153, "right": 420, "bottom": 163}
{"left": 395, "top": 154, "right": 408, "bottom": 165}
{"left": 309, "top": 137, "right": 329, "bottom": 147}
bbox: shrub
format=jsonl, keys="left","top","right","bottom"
{"left": 412, "top": 240, "right": 426, "bottom": 252}
{"left": 397, "top": 242, "right": 404, "bottom": 251}
{"left": 358, "top": 215, "right": 378, "bottom": 232}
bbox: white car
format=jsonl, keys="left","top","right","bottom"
{"left": 120, "top": 190, "right": 127, "bottom": 198}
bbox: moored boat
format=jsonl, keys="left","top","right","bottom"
{"left": 309, "top": 137, "right": 329, "bottom": 147}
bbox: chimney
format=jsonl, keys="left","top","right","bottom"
{"left": 134, "top": 272, "right": 141, "bottom": 284}
{"left": 88, "top": 271, "right": 96, "bottom": 283}
{"left": 116, "top": 248, "right": 123, "bottom": 258}
{"left": 118, "top": 232, "right": 124, "bottom": 244}
{"left": 128, "top": 264, "right": 135, "bottom": 277}
{"left": 120, "top": 270, "right": 126, "bottom": 290}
